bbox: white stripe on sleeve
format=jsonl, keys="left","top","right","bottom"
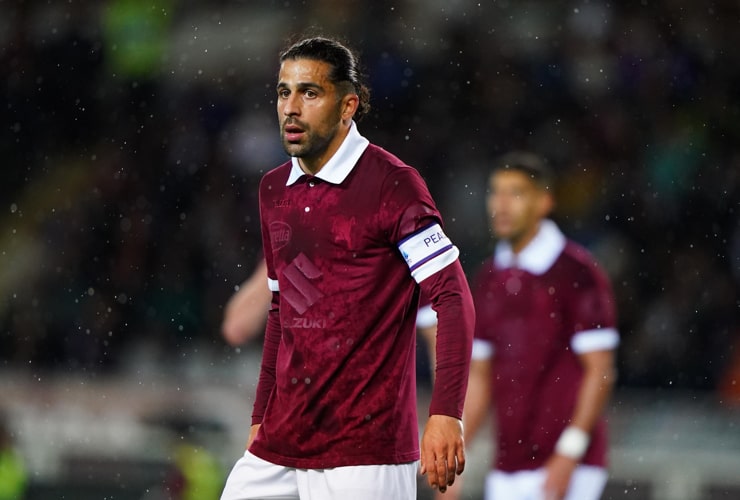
{"left": 571, "top": 327, "right": 620, "bottom": 354}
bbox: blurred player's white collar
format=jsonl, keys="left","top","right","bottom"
{"left": 286, "top": 121, "right": 370, "bottom": 185}
{"left": 494, "top": 219, "right": 566, "bottom": 275}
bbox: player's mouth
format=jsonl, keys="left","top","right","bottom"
{"left": 493, "top": 217, "right": 513, "bottom": 232}
{"left": 283, "top": 122, "right": 305, "bottom": 143}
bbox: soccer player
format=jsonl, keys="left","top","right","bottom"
{"left": 219, "top": 36, "right": 475, "bottom": 500}
{"left": 443, "top": 151, "right": 619, "bottom": 500}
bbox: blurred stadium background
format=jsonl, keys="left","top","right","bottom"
{"left": 1, "top": 1, "right": 738, "bottom": 499}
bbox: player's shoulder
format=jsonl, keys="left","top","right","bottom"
{"left": 259, "top": 160, "right": 292, "bottom": 188}
{"left": 362, "top": 144, "right": 418, "bottom": 175}
{"left": 557, "top": 240, "right": 610, "bottom": 282}
{"left": 471, "top": 255, "right": 498, "bottom": 284}
{"left": 262, "top": 159, "right": 292, "bottom": 179}
{"left": 356, "top": 145, "right": 431, "bottom": 200}
{"left": 561, "top": 239, "right": 598, "bottom": 266}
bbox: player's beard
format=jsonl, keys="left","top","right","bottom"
{"left": 492, "top": 215, "right": 515, "bottom": 240}
{"left": 280, "top": 119, "right": 341, "bottom": 160}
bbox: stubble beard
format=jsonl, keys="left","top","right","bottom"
{"left": 281, "top": 124, "right": 337, "bottom": 161}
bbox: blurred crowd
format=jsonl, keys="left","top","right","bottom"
{"left": 1, "top": 0, "right": 738, "bottom": 393}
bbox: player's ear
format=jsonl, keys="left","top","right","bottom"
{"left": 341, "top": 92, "right": 359, "bottom": 121}
{"left": 538, "top": 189, "right": 555, "bottom": 217}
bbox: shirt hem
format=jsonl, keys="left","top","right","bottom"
{"left": 250, "top": 445, "right": 420, "bottom": 469}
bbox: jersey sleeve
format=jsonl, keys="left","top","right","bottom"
{"left": 419, "top": 260, "right": 474, "bottom": 419}
{"left": 380, "top": 166, "right": 460, "bottom": 281}
{"left": 469, "top": 260, "right": 497, "bottom": 359}
{"left": 379, "top": 166, "right": 442, "bottom": 246}
{"left": 251, "top": 293, "right": 280, "bottom": 425}
{"left": 565, "top": 257, "right": 620, "bottom": 354}
{"left": 252, "top": 172, "right": 282, "bottom": 425}
{"left": 380, "top": 165, "right": 474, "bottom": 419}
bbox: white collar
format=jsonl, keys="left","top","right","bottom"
{"left": 286, "top": 121, "right": 370, "bottom": 185}
{"left": 494, "top": 219, "right": 566, "bottom": 275}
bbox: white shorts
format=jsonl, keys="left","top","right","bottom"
{"left": 485, "top": 465, "right": 608, "bottom": 500}
{"left": 220, "top": 450, "right": 418, "bottom": 500}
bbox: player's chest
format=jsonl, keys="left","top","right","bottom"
{"left": 265, "top": 181, "right": 383, "bottom": 254}
{"left": 478, "top": 269, "right": 564, "bottom": 328}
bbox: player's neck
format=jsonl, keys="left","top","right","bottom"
{"left": 510, "top": 222, "right": 542, "bottom": 254}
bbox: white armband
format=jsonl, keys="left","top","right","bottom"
{"left": 398, "top": 223, "right": 459, "bottom": 283}
{"left": 554, "top": 426, "right": 590, "bottom": 460}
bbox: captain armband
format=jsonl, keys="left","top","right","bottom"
{"left": 398, "top": 223, "right": 459, "bottom": 283}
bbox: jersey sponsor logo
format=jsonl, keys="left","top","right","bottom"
{"left": 270, "top": 221, "right": 291, "bottom": 250}
{"left": 273, "top": 199, "right": 291, "bottom": 208}
{"left": 281, "top": 252, "right": 324, "bottom": 314}
{"left": 286, "top": 317, "right": 327, "bottom": 329}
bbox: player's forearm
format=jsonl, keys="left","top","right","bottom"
{"left": 569, "top": 350, "right": 617, "bottom": 432}
{"left": 420, "top": 261, "right": 475, "bottom": 418}
{"left": 461, "top": 359, "right": 491, "bottom": 443}
{"left": 553, "top": 354, "right": 615, "bottom": 462}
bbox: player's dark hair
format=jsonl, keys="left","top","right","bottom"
{"left": 280, "top": 36, "right": 371, "bottom": 121}
{"left": 491, "top": 151, "right": 555, "bottom": 191}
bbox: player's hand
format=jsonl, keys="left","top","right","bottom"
{"left": 433, "top": 479, "right": 463, "bottom": 500}
{"left": 543, "top": 453, "right": 577, "bottom": 500}
{"left": 419, "top": 414, "right": 465, "bottom": 493}
{"left": 246, "top": 424, "right": 261, "bottom": 449}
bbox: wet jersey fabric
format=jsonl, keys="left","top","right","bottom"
{"left": 250, "top": 123, "right": 471, "bottom": 469}
{"left": 471, "top": 220, "right": 619, "bottom": 472}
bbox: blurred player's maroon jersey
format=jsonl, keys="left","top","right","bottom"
{"left": 471, "top": 220, "right": 619, "bottom": 471}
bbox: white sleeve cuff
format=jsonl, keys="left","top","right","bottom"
{"left": 471, "top": 339, "right": 494, "bottom": 360}
{"left": 571, "top": 327, "right": 619, "bottom": 354}
{"left": 416, "top": 304, "right": 437, "bottom": 328}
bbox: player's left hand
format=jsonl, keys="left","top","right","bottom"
{"left": 420, "top": 414, "right": 465, "bottom": 493}
{"left": 543, "top": 453, "right": 577, "bottom": 500}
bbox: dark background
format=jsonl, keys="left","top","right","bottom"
{"left": 2, "top": 0, "right": 738, "bottom": 390}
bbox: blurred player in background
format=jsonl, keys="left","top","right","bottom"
{"left": 439, "top": 151, "right": 619, "bottom": 500}
{"left": 220, "top": 36, "right": 474, "bottom": 500}
{"left": 221, "top": 259, "right": 271, "bottom": 347}
{"left": 416, "top": 292, "right": 439, "bottom": 381}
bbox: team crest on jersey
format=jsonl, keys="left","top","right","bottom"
{"left": 270, "top": 221, "right": 291, "bottom": 250}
